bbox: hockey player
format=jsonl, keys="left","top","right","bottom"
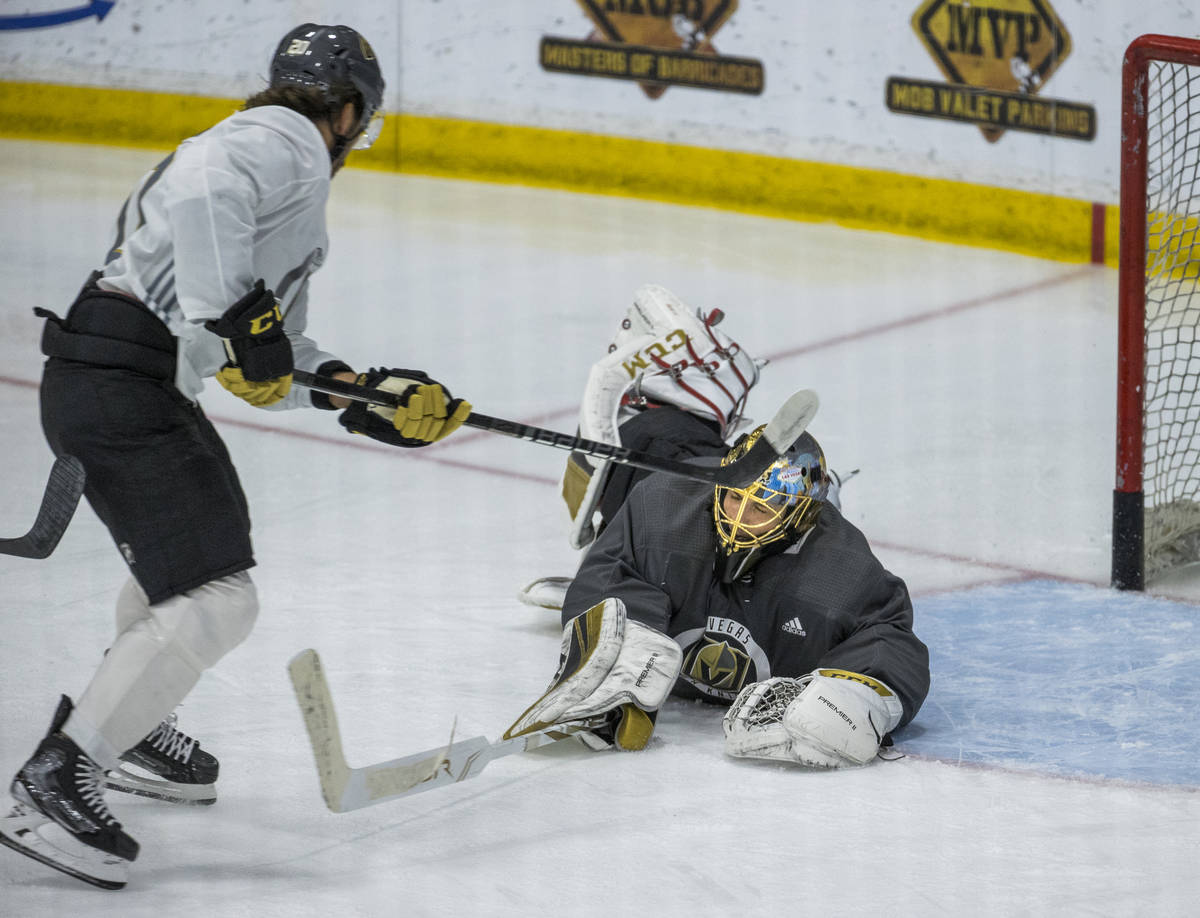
{"left": 504, "top": 427, "right": 929, "bottom": 767}
{"left": 0, "top": 24, "right": 470, "bottom": 890}
{"left": 519, "top": 282, "right": 844, "bottom": 610}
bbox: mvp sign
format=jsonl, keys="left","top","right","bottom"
{"left": 887, "top": 0, "right": 1094, "bottom": 142}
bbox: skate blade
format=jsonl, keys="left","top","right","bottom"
{"left": 104, "top": 766, "right": 216, "bottom": 806}
{"left": 0, "top": 801, "right": 130, "bottom": 890}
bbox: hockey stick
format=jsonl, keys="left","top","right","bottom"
{"left": 0, "top": 455, "right": 85, "bottom": 559}
{"left": 287, "top": 649, "right": 593, "bottom": 813}
{"left": 292, "top": 369, "right": 818, "bottom": 488}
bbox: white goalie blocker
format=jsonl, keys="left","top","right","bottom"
{"left": 505, "top": 597, "right": 683, "bottom": 751}
{"left": 562, "top": 284, "right": 764, "bottom": 549}
{"left": 723, "top": 669, "right": 903, "bottom": 768}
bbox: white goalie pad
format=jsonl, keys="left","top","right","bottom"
{"left": 562, "top": 451, "right": 612, "bottom": 550}
{"left": 515, "top": 576, "right": 572, "bottom": 611}
{"left": 563, "top": 284, "right": 762, "bottom": 548}
{"left": 505, "top": 598, "right": 625, "bottom": 738}
{"left": 615, "top": 284, "right": 761, "bottom": 439}
{"left": 504, "top": 597, "right": 683, "bottom": 739}
{"left": 724, "top": 669, "right": 902, "bottom": 768}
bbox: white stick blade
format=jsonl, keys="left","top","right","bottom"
{"left": 761, "top": 389, "right": 819, "bottom": 452}
{"left": 287, "top": 649, "right": 353, "bottom": 812}
{"left": 338, "top": 735, "right": 505, "bottom": 810}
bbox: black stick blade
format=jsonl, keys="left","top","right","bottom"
{"left": 0, "top": 455, "right": 86, "bottom": 559}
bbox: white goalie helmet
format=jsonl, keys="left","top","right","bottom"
{"left": 579, "top": 284, "right": 762, "bottom": 447}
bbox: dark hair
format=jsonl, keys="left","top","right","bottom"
{"left": 242, "top": 84, "right": 362, "bottom": 123}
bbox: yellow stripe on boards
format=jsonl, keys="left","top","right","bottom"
{"left": 0, "top": 80, "right": 1113, "bottom": 266}
{"left": 0, "top": 81, "right": 239, "bottom": 150}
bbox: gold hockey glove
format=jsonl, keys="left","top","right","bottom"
{"left": 339, "top": 368, "right": 471, "bottom": 447}
{"left": 205, "top": 280, "right": 293, "bottom": 407}
{"left": 215, "top": 366, "right": 292, "bottom": 407}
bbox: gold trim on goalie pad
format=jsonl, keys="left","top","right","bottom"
{"left": 503, "top": 600, "right": 618, "bottom": 739}
{"left": 562, "top": 453, "right": 593, "bottom": 520}
{"left": 816, "top": 669, "right": 895, "bottom": 697}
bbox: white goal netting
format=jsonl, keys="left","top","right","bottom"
{"left": 1143, "top": 58, "right": 1200, "bottom": 577}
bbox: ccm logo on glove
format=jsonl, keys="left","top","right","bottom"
{"left": 205, "top": 280, "right": 294, "bottom": 407}
{"left": 204, "top": 280, "right": 294, "bottom": 381}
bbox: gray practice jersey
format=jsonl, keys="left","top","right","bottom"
{"left": 564, "top": 474, "right": 930, "bottom": 727}
{"left": 96, "top": 105, "right": 343, "bottom": 405}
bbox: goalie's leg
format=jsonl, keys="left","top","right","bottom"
{"left": 0, "top": 696, "right": 139, "bottom": 890}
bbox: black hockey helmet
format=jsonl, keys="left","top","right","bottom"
{"left": 270, "top": 24, "right": 385, "bottom": 150}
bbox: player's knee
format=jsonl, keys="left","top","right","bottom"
{"left": 114, "top": 576, "right": 152, "bottom": 634}
{"left": 148, "top": 571, "right": 259, "bottom": 670}
{"left": 205, "top": 570, "right": 260, "bottom": 654}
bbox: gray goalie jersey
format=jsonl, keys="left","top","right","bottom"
{"left": 564, "top": 473, "right": 930, "bottom": 727}
{"left": 95, "top": 105, "right": 344, "bottom": 405}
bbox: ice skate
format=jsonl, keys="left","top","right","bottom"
{"left": 0, "top": 695, "right": 139, "bottom": 890}
{"left": 105, "top": 712, "right": 219, "bottom": 806}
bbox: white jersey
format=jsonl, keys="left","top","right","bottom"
{"left": 96, "top": 105, "right": 342, "bottom": 406}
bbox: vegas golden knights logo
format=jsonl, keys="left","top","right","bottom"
{"left": 541, "top": 0, "right": 764, "bottom": 98}
{"left": 886, "top": 0, "right": 1095, "bottom": 142}
{"left": 684, "top": 637, "right": 751, "bottom": 692}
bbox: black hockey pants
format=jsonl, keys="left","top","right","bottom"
{"left": 37, "top": 284, "right": 254, "bottom": 604}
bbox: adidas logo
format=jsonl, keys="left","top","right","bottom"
{"left": 782, "top": 617, "right": 806, "bottom": 637}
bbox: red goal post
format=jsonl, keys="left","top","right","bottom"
{"left": 1113, "top": 34, "right": 1200, "bottom": 590}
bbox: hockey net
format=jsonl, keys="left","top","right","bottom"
{"left": 1114, "top": 35, "right": 1200, "bottom": 588}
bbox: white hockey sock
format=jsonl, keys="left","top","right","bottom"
{"left": 68, "top": 629, "right": 204, "bottom": 768}
{"left": 66, "top": 572, "right": 258, "bottom": 764}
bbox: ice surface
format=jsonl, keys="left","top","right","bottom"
{"left": 2, "top": 139, "right": 1198, "bottom": 915}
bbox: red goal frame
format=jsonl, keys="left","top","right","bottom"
{"left": 1112, "top": 34, "right": 1200, "bottom": 590}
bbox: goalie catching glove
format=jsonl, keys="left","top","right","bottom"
{"left": 504, "top": 598, "right": 683, "bottom": 751}
{"left": 205, "top": 279, "right": 293, "bottom": 407}
{"left": 723, "top": 669, "right": 903, "bottom": 768}
{"left": 339, "top": 368, "right": 471, "bottom": 447}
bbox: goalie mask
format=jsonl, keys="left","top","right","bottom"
{"left": 713, "top": 428, "right": 828, "bottom": 583}
{"left": 270, "top": 24, "right": 386, "bottom": 152}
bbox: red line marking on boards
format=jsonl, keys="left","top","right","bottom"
{"left": 1091, "top": 202, "right": 1107, "bottom": 265}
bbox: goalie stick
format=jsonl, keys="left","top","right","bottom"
{"left": 292, "top": 369, "right": 818, "bottom": 488}
{"left": 0, "top": 455, "right": 85, "bottom": 559}
{"left": 287, "top": 649, "right": 595, "bottom": 813}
